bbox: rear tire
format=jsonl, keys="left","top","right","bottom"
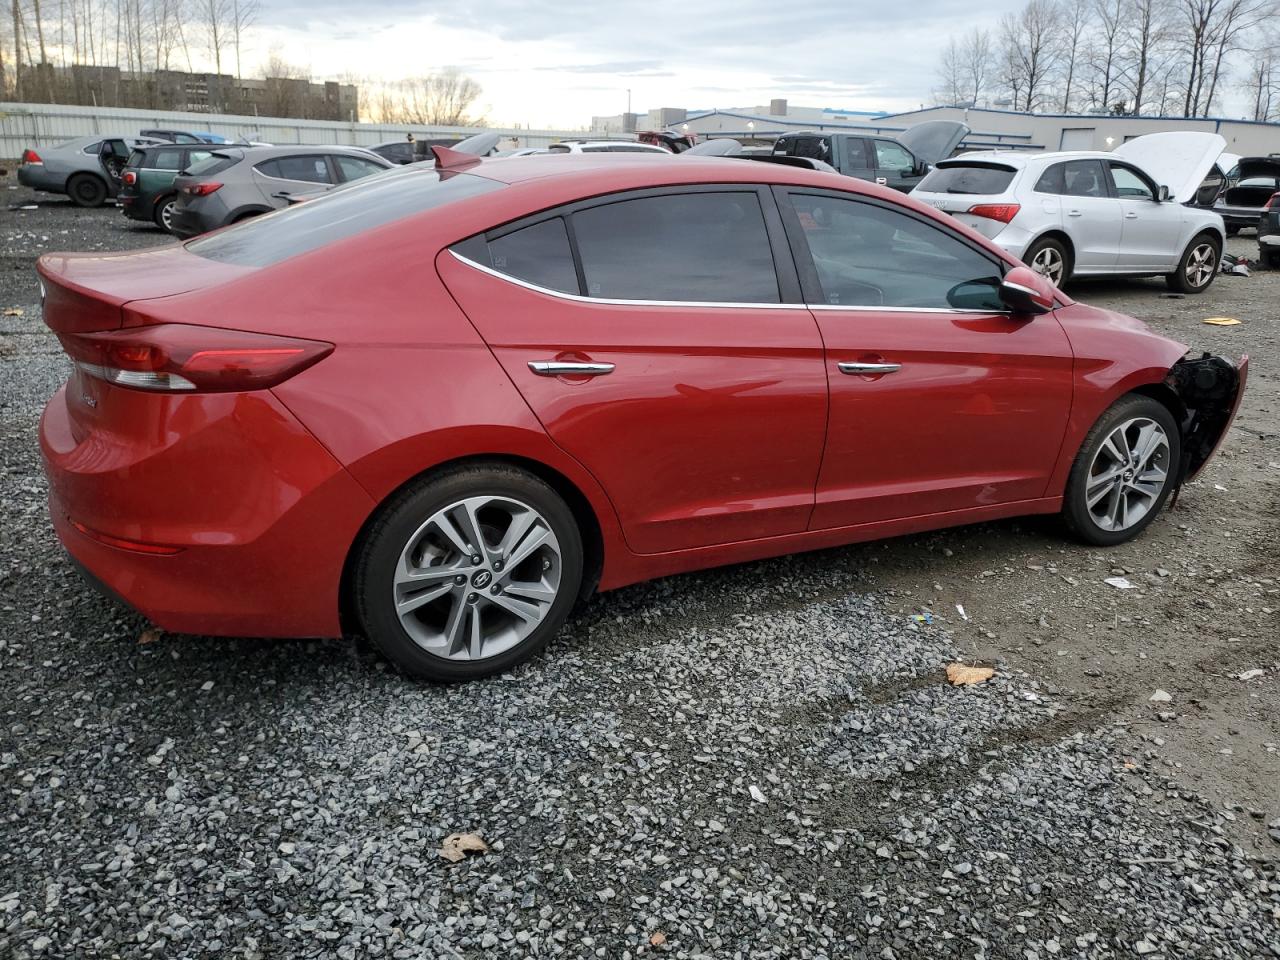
{"left": 1062, "top": 395, "right": 1181, "bottom": 547}
{"left": 1023, "top": 237, "right": 1071, "bottom": 286}
{"left": 67, "top": 173, "right": 107, "bottom": 208}
{"left": 1165, "top": 233, "right": 1220, "bottom": 293}
{"left": 152, "top": 195, "right": 176, "bottom": 232}
{"left": 353, "top": 464, "right": 583, "bottom": 683}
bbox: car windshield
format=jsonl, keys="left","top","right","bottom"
{"left": 918, "top": 163, "right": 1017, "bottom": 194}
{"left": 187, "top": 168, "right": 502, "bottom": 267}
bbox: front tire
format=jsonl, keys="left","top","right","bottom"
{"left": 353, "top": 464, "right": 583, "bottom": 682}
{"left": 1165, "top": 233, "right": 1220, "bottom": 293}
{"left": 1024, "top": 237, "right": 1071, "bottom": 286}
{"left": 1063, "top": 395, "right": 1181, "bottom": 546}
{"left": 67, "top": 173, "right": 107, "bottom": 208}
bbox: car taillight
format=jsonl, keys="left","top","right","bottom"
{"left": 122, "top": 171, "right": 137, "bottom": 185}
{"left": 183, "top": 182, "right": 222, "bottom": 196}
{"left": 967, "top": 203, "right": 1021, "bottom": 223}
{"left": 57, "top": 324, "right": 333, "bottom": 393}
{"left": 1267, "top": 192, "right": 1280, "bottom": 210}
{"left": 22, "top": 148, "right": 43, "bottom": 165}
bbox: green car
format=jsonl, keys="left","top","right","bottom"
{"left": 119, "top": 143, "right": 218, "bottom": 232}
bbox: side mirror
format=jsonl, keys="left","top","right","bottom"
{"left": 1157, "top": 184, "right": 1171, "bottom": 202}
{"left": 999, "top": 265, "right": 1056, "bottom": 315}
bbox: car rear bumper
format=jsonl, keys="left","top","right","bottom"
{"left": 1215, "top": 204, "right": 1263, "bottom": 226}
{"left": 169, "top": 200, "right": 227, "bottom": 239}
{"left": 39, "top": 381, "right": 376, "bottom": 637}
{"left": 17, "top": 165, "right": 63, "bottom": 192}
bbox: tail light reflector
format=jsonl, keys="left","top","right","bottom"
{"left": 182, "top": 182, "right": 222, "bottom": 197}
{"left": 122, "top": 170, "right": 137, "bottom": 186}
{"left": 69, "top": 519, "right": 182, "bottom": 555}
{"left": 967, "top": 203, "right": 1021, "bottom": 223}
{"left": 58, "top": 323, "right": 333, "bottom": 393}
{"left": 22, "top": 148, "right": 43, "bottom": 165}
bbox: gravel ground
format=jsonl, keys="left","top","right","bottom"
{"left": 2, "top": 183, "right": 1278, "bottom": 959}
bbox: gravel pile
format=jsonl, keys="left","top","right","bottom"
{"left": 2, "top": 193, "right": 1278, "bottom": 959}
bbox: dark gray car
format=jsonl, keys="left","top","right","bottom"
{"left": 169, "top": 145, "right": 393, "bottom": 238}
{"left": 17, "top": 134, "right": 166, "bottom": 206}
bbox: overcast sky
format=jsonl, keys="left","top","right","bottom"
{"left": 247, "top": 0, "right": 1028, "bottom": 128}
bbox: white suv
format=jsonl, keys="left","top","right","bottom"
{"left": 911, "top": 132, "right": 1227, "bottom": 294}
{"left": 549, "top": 139, "right": 671, "bottom": 155}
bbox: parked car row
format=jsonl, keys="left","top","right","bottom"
{"left": 36, "top": 146, "right": 1247, "bottom": 681}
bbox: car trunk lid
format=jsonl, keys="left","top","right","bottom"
{"left": 1112, "top": 132, "right": 1226, "bottom": 204}
{"left": 37, "top": 246, "right": 252, "bottom": 333}
{"left": 897, "top": 121, "right": 970, "bottom": 166}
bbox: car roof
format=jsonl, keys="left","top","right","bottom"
{"left": 209, "top": 144, "right": 390, "bottom": 159}
{"left": 470, "top": 152, "right": 877, "bottom": 190}
{"left": 940, "top": 150, "right": 1121, "bottom": 169}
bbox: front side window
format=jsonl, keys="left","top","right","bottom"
{"left": 789, "top": 193, "right": 1003, "bottom": 310}
{"left": 873, "top": 140, "right": 914, "bottom": 171}
{"left": 335, "top": 155, "right": 387, "bottom": 181}
{"left": 485, "top": 218, "right": 579, "bottom": 294}
{"left": 257, "top": 155, "right": 332, "bottom": 183}
{"left": 572, "top": 192, "right": 780, "bottom": 303}
{"left": 1110, "top": 164, "right": 1154, "bottom": 200}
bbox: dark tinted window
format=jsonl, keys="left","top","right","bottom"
{"left": 149, "top": 148, "right": 186, "bottom": 171}
{"left": 1049, "top": 160, "right": 1106, "bottom": 197}
{"left": 373, "top": 143, "right": 414, "bottom": 163}
{"left": 188, "top": 169, "right": 501, "bottom": 267}
{"left": 790, "top": 193, "right": 1003, "bottom": 310}
{"left": 81, "top": 140, "right": 103, "bottom": 154}
{"left": 919, "top": 163, "right": 1016, "bottom": 195}
{"left": 572, "top": 192, "right": 780, "bottom": 303}
{"left": 779, "top": 136, "right": 833, "bottom": 164}
{"left": 185, "top": 152, "right": 240, "bottom": 177}
{"left": 486, "top": 218, "right": 578, "bottom": 294}
{"left": 257, "top": 155, "right": 332, "bottom": 183}
{"left": 125, "top": 150, "right": 145, "bottom": 170}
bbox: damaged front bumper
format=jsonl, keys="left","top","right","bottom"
{"left": 1165, "top": 353, "right": 1249, "bottom": 483}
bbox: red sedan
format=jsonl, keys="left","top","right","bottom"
{"left": 37, "top": 151, "right": 1246, "bottom": 681}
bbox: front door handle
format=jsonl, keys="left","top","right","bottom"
{"left": 528, "top": 361, "right": 615, "bottom": 377}
{"left": 1067, "top": 209, "right": 1083, "bottom": 217}
{"left": 1124, "top": 211, "right": 1139, "bottom": 219}
{"left": 838, "top": 361, "right": 902, "bottom": 375}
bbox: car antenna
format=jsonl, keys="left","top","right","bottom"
{"left": 431, "top": 145, "right": 483, "bottom": 170}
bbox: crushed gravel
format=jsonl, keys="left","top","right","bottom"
{"left": 2, "top": 187, "right": 1278, "bottom": 959}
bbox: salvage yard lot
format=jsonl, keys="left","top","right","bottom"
{"left": 1, "top": 183, "right": 1278, "bottom": 958}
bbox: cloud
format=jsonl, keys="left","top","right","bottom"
{"left": 537, "top": 60, "right": 666, "bottom": 74}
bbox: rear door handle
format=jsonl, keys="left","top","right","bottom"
{"left": 838, "top": 362, "right": 902, "bottom": 375}
{"left": 528, "top": 361, "right": 615, "bottom": 376}
{"left": 1124, "top": 212, "right": 1139, "bottom": 219}
{"left": 1067, "top": 209, "right": 1083, "bottom": 217}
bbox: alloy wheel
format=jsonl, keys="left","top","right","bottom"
{"left": 1030, "top": 247, "right": 1064, "bottom": 285}
{"left": 160, "top": 201, "right": 174, "bottom": 231}
{"left": 392, "top": 495, "right": 562, "bottom": 661}
{"left": 1185, "top": 242, "right": 1217, "bottom": 288}
{"left": 1085, "top": 417, "right": 1170, "bottom": 532}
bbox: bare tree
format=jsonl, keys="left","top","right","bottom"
{"left": 379, "top": 69, "right": 484, "bottom": 125}
{"left": 1000, "top": 0, "right": 1064, "bottom": 111}
{"left": 259, "top": 47, "right": 306, "bottom": 116}
{"left": 11, "top": 0, "right": 24, "bottom": 99}
{"left": 1180, "top": 0, "right": 1272, "bottom": 116}
{"left": 962, "top": 29, "right": 994, "bottom": 105}
{"left": 231, "top": 0, "right": 256, "bottom": 80}
{"left": 198, "top": 0, "right": 231, "bottom": 107}
{"left": 1087, "top": 0, "right": 1126, "bottom": 111}
{"left": 1059, "top": 0, "right": 1092, "bottom": 109}
{"left": 934, "top": 36, "right": 966, "bottom": 105}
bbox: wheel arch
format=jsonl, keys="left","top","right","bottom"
{"left": 338, "top": 453, "right": 606, "bottom": 636}
{"left": 1028, "top": 229, "right": 1075, "bottom": 271}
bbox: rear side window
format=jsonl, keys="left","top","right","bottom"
{"left": 185, "top": 153, "right": 240, "bottom": 177}
{"left": 149, "top": 149, "right": 185, "bottom": 171}
{"left": 779, "top": 136, "right": 833, "bottom": 164}
{"left": 487, "top": 218, "right": 579, "bottom": 294}
{"left": 572, "top": 192, "right": 780, "bottom": 303}
{"left": 81, "top": 140, "right": 103, "bottom": 154}
{"left": 918, "top": 164, "right": 1016, "bottom": 195}
{"left": 125, "top": 150, "right": 146, "bottom": 169}
{"left": 257, "top": 155, "right": 332, "bottom": 183}
{"left": 335, "top": 155, "right": 387, "bottom": 181}
{"left": 187, "top": 169, "right": 501, "bottom": 267}
{"left": 1035, "top": 160, "right": 1107, "bottom": 198}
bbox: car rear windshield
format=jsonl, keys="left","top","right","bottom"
{"left": 184, "top": 152, "right": 241, "bottom": 177}
{"left": 917, "top": 163, "right": 1017, "bottom": 195}
{"left": 187, "top": 168, "right": 502, "bottom": 267}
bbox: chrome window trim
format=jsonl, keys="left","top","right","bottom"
{"left": 449, "top": 250, "right": 798, "bottom": 310}
{"left": 449, "top": 250, "right": 1013, "bottom": 316}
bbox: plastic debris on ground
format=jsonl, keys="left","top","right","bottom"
{"left": 1202, "top": 316, "right": 1242, "bottom": 326}
{"left": 946, "top": 663, "right": 995, "bottom": 686}
{"left": 1219, "top": 253, "right": 1251, "bottom": 276}
{"left": 1104, "top": 576, "right": 1138, "bottom": 590}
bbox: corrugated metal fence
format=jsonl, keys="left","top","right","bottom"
{"left": 0, "top": 102, "right": 584, "bottom": 159}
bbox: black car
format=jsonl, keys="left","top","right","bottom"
{"left": 771, "top": 121, "right": 969, "bottom": 192}
{"left": 118, "top": 142, "right": 222, "bottom": 231}
{"left": 1215, "top": 156, "right": 1280, "bottom": 234}
{"left": 1257, "top": 191, "right": 1280, "bottom": 267}
{"left": 369, "top": 138, "right": 470, "bottom": 165}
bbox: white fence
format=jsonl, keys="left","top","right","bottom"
{"left": 0, "top": 102, "right": 586, "bottom": 159}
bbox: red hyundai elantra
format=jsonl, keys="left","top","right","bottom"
{"left": 38, "top": 150, "right": 1246, "bottom": 681}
